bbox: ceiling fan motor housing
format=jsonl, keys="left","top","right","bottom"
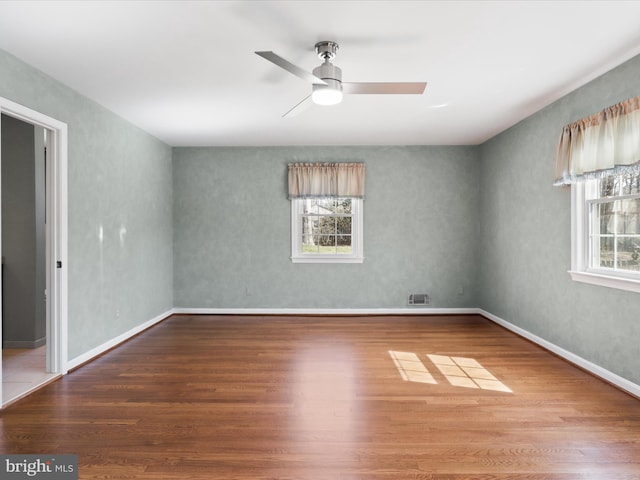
{"left": 312, "top": 62, "right": 342, "bottom": 85}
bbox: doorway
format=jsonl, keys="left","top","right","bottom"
{"left": 0, "top": 97, "right": 68, "bottom": 407}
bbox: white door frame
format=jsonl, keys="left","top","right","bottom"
{"left": 0, "top": 97, "right": 68, "bottom": 406}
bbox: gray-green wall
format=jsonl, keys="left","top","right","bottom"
{"left": 0, "top": 49, "right": 174, "bottom": 360}
{"left": 478, "top": 54, "right": 640, "bottom": 385}
{"left": 173, "top": 146, "right": 479, "bottom": 309}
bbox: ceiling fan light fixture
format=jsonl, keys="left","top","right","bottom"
{"left": 312, "top": 82, "right": 343, "bottom": 106}
{"left": 311, "top": 62, "right": 343, "bottom": 106}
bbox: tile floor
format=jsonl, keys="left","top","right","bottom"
{"left": 2, "top": 346, "right": 59, "bottom": 405}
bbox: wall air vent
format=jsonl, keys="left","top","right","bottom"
{"left": 408, "top": 292, "right": 431, "bottom": 306}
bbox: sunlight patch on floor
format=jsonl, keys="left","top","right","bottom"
{"left": 388, "top": 351, "right": 437, "bottom": 384}
{"left": 427, "top": 354, "right": 512, "bottom": 392}
{"left": 389, "top": 350, "right": 511, "bottom": 392}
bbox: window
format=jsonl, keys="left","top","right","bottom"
{"left": 571, "top": 170, "right": 640, "bottom": 292}
{"left": 555, "top": 96, "right": 640, "bottom": 293}
{"left": 291, "top": 197, "right": 363, "bottom": 263}
{"left": 287, "top": 162, "right": 365, "bottom": 264}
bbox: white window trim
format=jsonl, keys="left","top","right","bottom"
{"left": 290, "top": 197, "right": 364, "bottom": 264}
{"left": 569, "top": 182, "right": 640, "bottom": 293}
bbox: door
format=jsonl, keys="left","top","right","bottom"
{"left": 0, "top": 98, "right": 68, "bottom": 407}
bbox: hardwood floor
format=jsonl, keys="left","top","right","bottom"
{"left": 1, "top": 314, "right": 639, "bottom": 479}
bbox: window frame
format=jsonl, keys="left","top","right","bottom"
{"left": 290, "top": 197, "right": 364, "bottom": 264}
{"left": 569, "top": 179, "right": 640, "bottom": 293}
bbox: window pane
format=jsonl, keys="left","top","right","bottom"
{"left": 303, "top": 199, "right": 337, "bottom": 214}
{"left": 315, "top": 235, "right": 336, "bottom": 253}
{"left": 600, "top": 175, "right": 618, "bottom": 197}
{"left": 303, "top": 214, "right": 356, "bottom": 255}
{"left": 601, "top": 171, "right": 640, "bottom": 196}
{"left": 337, "top": 217, "right": 352, "bottom": 235}
{"left": 595, "top": 203, "right": 615, "bottom": 235}
{"left": 316, "top": 198, "right": 334, "bottom": 212}
{"left": 316, "top": 235, "right": 336, "bottom": 247}
{"left": 620, "top": 171, "right": 640, "bottom": 195}
{"left": 338, "top": 198, "right": 352, "bottom": 214}
{"left": 293, "top": 196, "right": 362, "bottom": 262}
{"left": 337, "top": 235, "right": 352, "bottom": 254}
{"left": 590, "top": 197, "right": 640, "bottom": 271}
{"left": 315, "top": 217, "right": 337, "bottom": 238}
{"left": 595, "top": 236, "right": 614, "bottom": 268}
{"left": 302, "top": 216, "right": 317, "bottom": 246}
{"left": 302, "top": 215, "right": 317, "bottom": 232}
{"left": 618, "top": 199, "right": 640, "bottom": 234}
{"left": 302, "top": 199, "right": 314, "bottom": 214}
{"left": 617, "top": 237, "right": 640, "bottom": 272}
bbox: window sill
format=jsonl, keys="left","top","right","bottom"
{"left": 291, "top": 256, "right": 364, "bottom": 264}
{"left": 568, "top": 270, "right": 640, "bottom": 293}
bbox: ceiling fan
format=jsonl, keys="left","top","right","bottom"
{"left": 256, "top": 41, "right": 427, "bottom": 117}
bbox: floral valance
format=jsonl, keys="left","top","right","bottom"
{"left": 288, "top": 162, "right": 365, "bottom": 199}
{"left": 554, "top": 95, "right": 640, "bottom": 186}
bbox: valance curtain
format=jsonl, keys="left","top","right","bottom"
{"left": 554, "top": 95, "right": 640, "bottom": 186}
{"left": 288, "top": 162, "right": 365, "bottom": 199}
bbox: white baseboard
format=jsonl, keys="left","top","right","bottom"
{"left": 172, "top": 307, "right": 479, "bottom": 316}
{"left": 478, "top": 309, "right": 640, "bottom": 398}
{"left": 66, "top": 309, "right": 174, "bottom": 371}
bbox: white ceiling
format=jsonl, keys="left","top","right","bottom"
{"left": 1, "top": 1, "right": 640, "bottom": 147}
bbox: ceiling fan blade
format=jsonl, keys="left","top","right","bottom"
{"left": 283, "top": 95, "right": 313, "bottom": 118}
{"left": 255, "top": 51, "right": 327, "bottom": 85}
{"left": 342, "top": 82, "right": 427, "bottom": 95}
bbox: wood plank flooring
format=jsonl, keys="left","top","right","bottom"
{"left": 1, "top": 314, "right": 639, "bottom": 479}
